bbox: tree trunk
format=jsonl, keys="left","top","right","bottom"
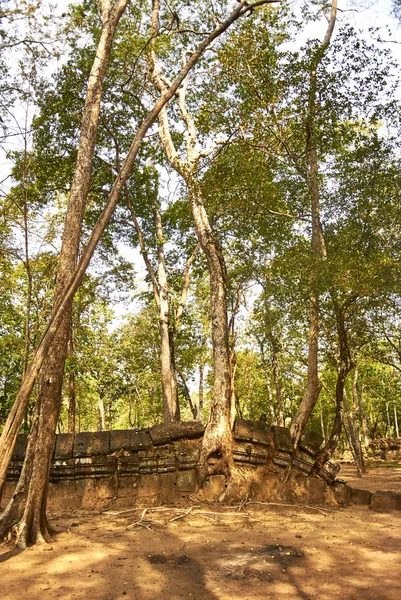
{"left": 186, "top": 177, "right": 233, "bottom": 480}
{"left": 394, "top": 402, "right": 399, "bottom": 438}
{"left": 290, "top": 1, "right": 337, "bottom": 448}
{"left": 67, "top": 335, "right": 76, "bottom": 434}
{"left": 199, "top": 360, "right": 204, "bottom": 417}
{"left": 259, "top": 340, "right": 275, "bottom": 424}
{"left": 179, "top": 371, "right": 198, "bottom": 420}
{"left": 352, "top": 362, "right": 369, "bottom": 446}
{"left": 270, "top": 335, "right": 284, "bottom": 427}
{"left": 343, "top": 389, "right": 366, "bottom": 476}
{"left": 315, "top": 296, "right": 352, "bottom": 469}
{"left": 319, "top": 397, "right": 326, "bottom": 444}
{"left": 0, "top": 0, "right": 130, "bottom": 542}
{"left": 152, "top": 199, "right": 180, "bottom": 422}
{"left": 98, "top": 395, "right": 106, "bottom": 431}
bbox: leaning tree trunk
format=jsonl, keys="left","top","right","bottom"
{"left": 0, "top": 0, "right": 130, "bottom": 542}
{"left": 0, "top": 0, "right": 266, "bottom": 537}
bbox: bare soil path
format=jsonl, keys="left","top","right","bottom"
{"left": 1, "top": 502, "right": 400, "bottom": 600}
{"left": 338, "top": 463, "right": 401, "bottom": 494}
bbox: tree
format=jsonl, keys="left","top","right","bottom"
{"left": 0, "top": 0, "right": 275, "bottom": 546}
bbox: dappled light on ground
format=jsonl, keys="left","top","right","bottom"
{"left": 1, "top": 504, "right": 400, "bottom": 599}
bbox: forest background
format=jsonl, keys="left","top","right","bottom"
{"left": 0, "top": 0, "right": 400, "bottom": 510}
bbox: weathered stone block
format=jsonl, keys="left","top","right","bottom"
{"left": 271, "top": 427, "right": 293, "bottom": 453}
{"left": 233, "top": 418, "right": 253, "bottom": 441}
{"left": 74, "top": 431, "right": 110, "bottom": 457}
{"left": 110, "top": 430, "right": 132, "bottom": 452}
{"left": 154, "top": 444, "right": 174, "bottom": 456}
{"left": 169, "top": 421, "right": 205, "bottom": 441}
{"left": 293, "top": 450, "right": 315, "bottom": 474}
{"left": 250, "top": 445, "right": 269, "bottom": 465}
{"left": 177, "top": 469, "right": 198, "bottom": 492}
{"left": 50, "top": 458, "right": 75, "bottom": 480}
{"left": 54, "top": 433, "right": 74, "bottom": 460}
{"left": 131, "top": 429, "right": 151, "bottom": 451}
{"left": 273, "top": 450, "right": 291, "bottom": 468}
{"left": 11, "top": 434, "right": 28, "bottom": 461}
{"left": 118, "top": 454, "right": 140, "bottom": 476}
{"left": 314, "top": 460, "right": 340, "bottom": 482}
{"left": 74, "top": 457, "right": 93, "bottom": 479}
{"left": 300, "top": 431, "right": 323, "bottom": 456}
{"left": 233, "top": 441, "right": 252, "bottom": 464}
{"left": 6, "top": 462, "right": 22, "bottom": 480}
{"left": 175, "top": 441, "right": 199, "bottom": 470}
{"left": 252, "top": 422, "right": 272, "bottom": 446}
{"left": 333, "top": 481, "right": 352, "bottom": 505}
{"left": 149, "top": 424, "right": 171, "bottom": 445}
{"left": 371, "top": 491, "right": 401, "bottom": 511}
{"left": 156, "top": 454, "right": 176, "bottom": 474}
{"left": 350, "top": 487, "right": 372, "bottom": 506}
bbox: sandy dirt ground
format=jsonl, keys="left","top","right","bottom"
{"left": 338, "top": 463, "right": 401, "bottom": 493}
{"left": 1, "top": 496, "right": 400, "bottom": 600}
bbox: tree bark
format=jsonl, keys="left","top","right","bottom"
{"left": 0, "top": 0, "right": 130, "bottom": 539}
{"left": 352, "top": 362, "right": 369, "bottom": 447}
{"left": 152, "top": 198, "right": 180, "bottom": 422}
{"left": 394, "top": 402, "right": 399, "bottom": 438}
{"left": 67, "top": 334, "right": 76, "bottom": 434}
{"left": 147, "top": 0, "right": 235, "bottom": 481}
{"left": 290, "top": 0, "right": 337, "bottom": 448}
{"left": 343, "top": 389, "right": 366, "bottom": 476}
{"left": 258, "top": 339, "right": 275, "bottom": 423}
{"left": 199, "top": 360, "right": 204, "bottom": 416}
{"left": 269, "top": 335, "right": 284, "bottom": 427}
{"left": 0, "top": 0, "right": 270, "bottom": 538}
{"left": 314, "top": 296, "right": 353, "bottom": 469}
{"left": 187, "top": 177, "right": 234, "bottom": 480}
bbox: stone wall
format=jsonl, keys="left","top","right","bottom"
{"left": 4, "top": 420, "right": 339, "bottom": 511}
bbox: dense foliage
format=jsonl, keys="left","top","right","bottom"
{"left": 0, "top": 0, "right": 400, "bottom": 450}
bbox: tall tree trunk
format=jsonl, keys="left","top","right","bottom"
{"left": 343, "top": 389, "right": 366, "bottom": 476}
{"left": 290, "top": 1, "right": 337, "bottom": 448}
{"left": 126, "top": 189, "right": 198, "bottom": 423}
{"left": 319, "top": 397, "right": 326, "bottom": 444}
{"left": 0, "top": 0, "right": 130, "bottom": 540}
{"left": 187, "top": 178, "right": 233, "bottom": 479}
{"left": 352, "top": 362, "right": 369, "bottom": 446}
{"left": 67, "top": 334, "right": 76, "bottom": 434}
{"left": 394, "top": 402, "right": 399, "bottom": 438}
{"left": 270, "top": 335, "right": 284, "bottom": 427}
{"left": 315, "top": 296, "right": 353, "bottom": 469}
{"left": 199, "top": 360, "right": 204, "bottom": 417}
{"left": 178, "top": 371, "right": 198, "bottom": 420}
{"left": 229, "top": 290, "right": 241, "bottom": 426}
{"left": 386, "top": 403, "right": 392, "bottom": 437}
{"left": 259, "top": 340, "right": 275, "bottom": 423}
{"left": 152, "top": 199, "right": 180, "bottom": 422}
{"left": 0, "top": 0, "right": 265, "bottom": 538}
